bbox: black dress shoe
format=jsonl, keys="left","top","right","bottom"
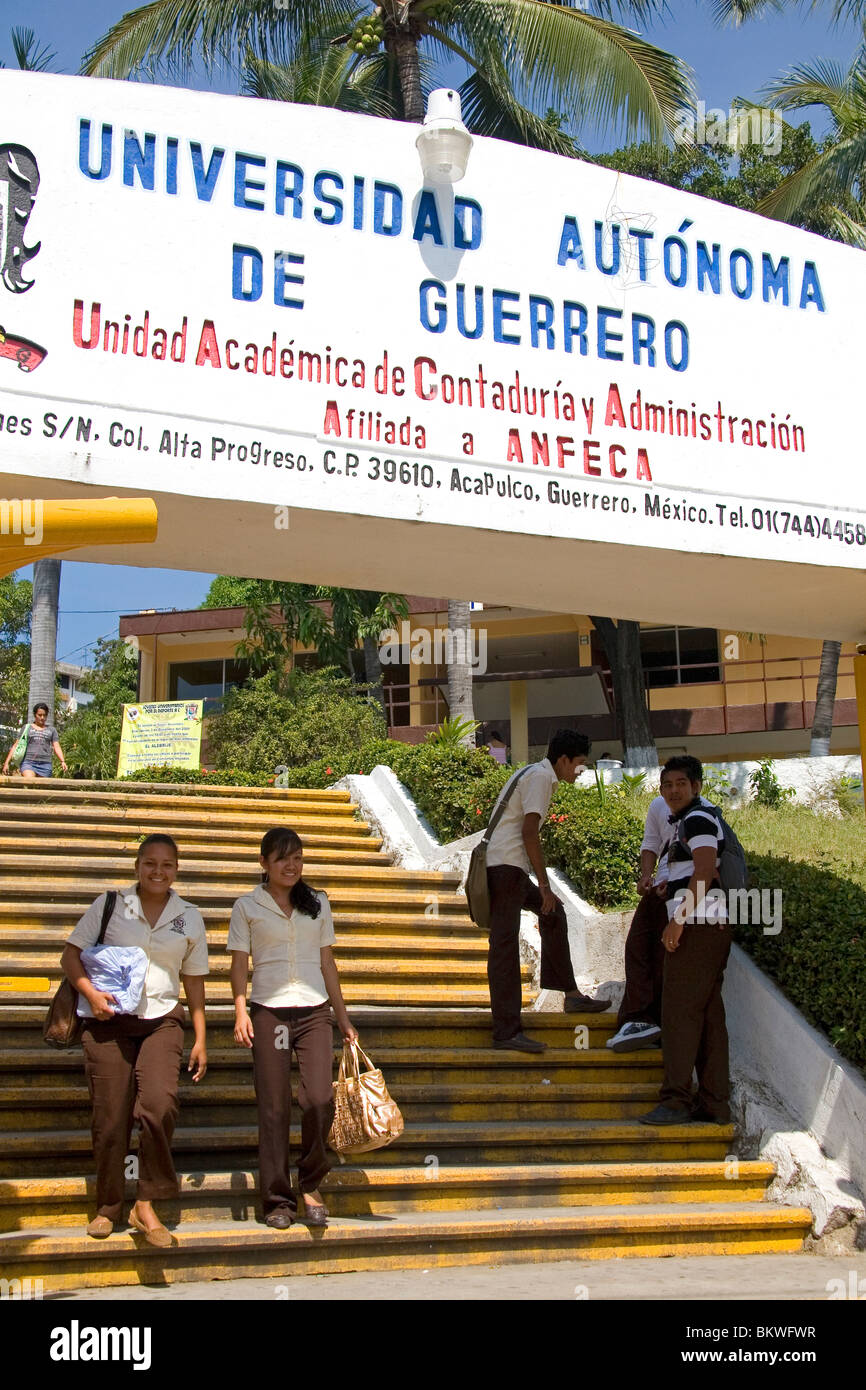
{"left": 492, "top": 1031, "right": 547, "bottom": 1053}
{"left": 564, "top": 991, "right": 612, "bottom": 1014}
{"left": 299, "top": 1203, "right": 328, "bottom": 1227}
{"left": 265, "top": 1208, "right": 295, "bottom": 1229}
{"left": 638, "top": 1103, "right": 693, "bottom": 1126}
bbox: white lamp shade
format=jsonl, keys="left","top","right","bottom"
{"left": 416, "top": 88, "right": 473, "bottom": 185}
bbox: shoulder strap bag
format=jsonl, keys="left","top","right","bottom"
{"left": 464, "top": 766, "right": 534, "bottom": 931}
{"left": 43, "top": 891, "right": 117, "bottom": 1049}
{"left": 9, "top": 725, "right": 29, "bottom": 771}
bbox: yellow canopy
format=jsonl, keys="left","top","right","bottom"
{"left": 0, "top": 498, "right": 158, "bottom": 577}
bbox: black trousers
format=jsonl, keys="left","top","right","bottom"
{"left": 486, "top": 865, "right": 577, "bottom": 1041}
{"left": 250, "top": 1001, "right": 336, "bottom": 1215}
{"left": 616, "top": 890, "right": 668, "bottom": 1028}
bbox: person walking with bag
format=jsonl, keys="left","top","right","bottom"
{"left": 229, "top": 827, "right": 357, "bottom": 1230}
{"left": 2, "top": 701, "right": 68, "bottom": 779}
{"left": 60, "top": 834, "right": 209, "bottom": 1244}
{"left": 485, "top": 729, "right": 610, "bottom": 1054}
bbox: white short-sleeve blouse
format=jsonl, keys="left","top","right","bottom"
{"left": 227, "top": 883, "right": 336, "bottom": 1008}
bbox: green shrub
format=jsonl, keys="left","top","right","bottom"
{"left": 735, "top": 853, "right": 866, "bottom": 1072}
{"left": 749, "top": 758, "right": 794, "bottom": 809}
{"left": 206, "top": 668, "right": 387, "bottom": 773}
{"left": 543, "top": 786, "right": 643, "bottom": 910}
{"left": 122, "top": 765, "right": 272, "bottom": 787}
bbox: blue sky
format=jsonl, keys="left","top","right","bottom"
{"left": 3, "top": 0, "right": 861, "bottom": 664}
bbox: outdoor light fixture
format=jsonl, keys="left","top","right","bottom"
{"left": 416, "top": 88, "right": 473, "bottom": 185}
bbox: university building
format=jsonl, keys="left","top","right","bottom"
{"left": 119, "top": 601, "right": 857, "bottom": 764}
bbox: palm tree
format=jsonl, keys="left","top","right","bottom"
{"left": 82, "top": 1, "right": 693, "bottom": 150}
{"left": 810, "top": 639, "right": 842, "bottom": 756}
{"left": 27, "top": 559, "right": 61, "bottom": 729}
{"left": 589, "top": 615, "right": 656, "bottom": 767}
{"left": 753, "top": 35, "right": 866, "bottom": 244}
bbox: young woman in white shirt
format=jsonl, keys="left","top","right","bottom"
{"left": 61, "top": 833, "right": 209, "bottom": 1245}
{"left": 228, "top": 826, "right": 357, "bottom": 1229}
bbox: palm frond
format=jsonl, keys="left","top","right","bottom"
{"left": 243, "top": 47, "right": 402, "bottom": 117}
{"left": 454, "top": 0, "right": 695, "bottom": 143}
{"left": 756, "top": 131, "right": 866, "bottom": 222}
{"left": 709, "top": 0, "right": 785, "bottom": 27}
{"left": 81, "top": 0, "right": 355, "bottom": 79}
{"left": 10, "top": 26, "right": 59, "bottom": 72}
{"left": 458, "top": 68, "right": 582, "bottom": 155}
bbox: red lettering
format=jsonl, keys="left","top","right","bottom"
{"left": 195, "top": 320, "right": 222, "bottom": 368}
{"left": 583, "top": 440, "right": 601, "bottom": 476}
{"left": 506, "top": 429, "right": 523, "bottom": 463}
{"left": 604, "top": 383, "right": 626, "bottom": 427}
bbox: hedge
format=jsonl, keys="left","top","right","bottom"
{"left": 734, "top": 853, "right": 866, "bottom": 1072}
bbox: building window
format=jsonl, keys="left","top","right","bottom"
{"left": 168, "top": 658, "right": 251, "bottom": 701}
{"left": 640, "top": 627, "right": 720, "bottom": 687}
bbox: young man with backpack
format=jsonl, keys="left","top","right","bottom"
{"left": 606, "top": 779, "right": 715, "bottom": 1053}
{"left": 639, "top": 755, "right": 735, "bottom": 1126}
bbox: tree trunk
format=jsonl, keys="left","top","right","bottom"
{"left": 363, "top": 633, "right": 387, "bottom": 722}
{"left": 810, "top": 639, "right": 841, "bottom": 756}
{"left": 589, "top": 616, "right": 657, "bottom": 769}
{"left": 389, "top": 28, "right": 424, "bottom": 121}
{"left": 446, "top": 599, "right": 475, "bottom": 741}
{"left": 28, "top": 559, "right": 61, "bottom": 728}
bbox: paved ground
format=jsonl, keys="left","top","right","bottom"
{"left": 55, "top": 1252, "right": 866, "bottom": 1301}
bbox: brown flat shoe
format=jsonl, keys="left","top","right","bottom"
{"left": 86, "top": 1216, "right": 113, "bottom": 1239}
{"left": 129, "top": 1209, "right": 174, "bottom": 1248}
{"left": 299, "top": 1202, "right": 328, "bottom": 1227}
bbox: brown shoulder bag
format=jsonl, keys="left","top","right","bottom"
{"left": 43, "top": 891, "right": 117, "bottom": 1049}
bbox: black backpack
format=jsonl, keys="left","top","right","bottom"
{"left": 674, "top": 802, "right": 749, "bottom": 892}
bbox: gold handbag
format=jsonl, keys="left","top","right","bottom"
{"left": 328, "top": 1040, "right": 404, "bottom": 1155}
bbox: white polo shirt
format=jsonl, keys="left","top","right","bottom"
{"left": 227, "top": 884, "right": 337, "bottom": 1009}
{"left": 68, "top": 886, "right": 209, "bottom": 1020}
{"left": 486, "top": 759, "right": 559, "bottom": 875}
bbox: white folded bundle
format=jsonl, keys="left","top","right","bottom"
{"left": 77, "top": 944, "right": 149, "bottom": 1017}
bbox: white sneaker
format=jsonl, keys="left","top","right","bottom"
{"left": 606, "top": 1021, "right": 662, "bottom": 1052}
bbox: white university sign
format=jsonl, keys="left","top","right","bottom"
{"left": 1, "top": 71, "right": 865, "bottom": 623}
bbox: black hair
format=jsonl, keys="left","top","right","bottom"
{"left": 547, "top": 729, "right": 591, "bottom": 764}
{"left": 260, "top": 827, "right": 321, "bottom": 919}
{"left": 661, "top": 755, "right": 703, "bottom": 785}
{"left": 136, "top": 833, "right": 179, "bottom": 861}
{"left": 32, "top": 701, "right": 49, "bottom": 716}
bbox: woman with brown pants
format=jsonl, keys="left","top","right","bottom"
{"left": 61, "top": 834, "right": 208, "bottom": 1245}
{"left": 229, "top": 827, "right": 356, "bottom": 1229}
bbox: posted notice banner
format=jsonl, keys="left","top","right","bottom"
{"left": 116, "top": 700, "right": 203, "bottom": 778}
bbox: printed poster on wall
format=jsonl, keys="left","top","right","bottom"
{"left": 116, "top": 700, "right": 203, "bottom": 778}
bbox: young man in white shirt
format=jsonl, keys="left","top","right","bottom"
{"left": 606, "top": 771, "right": 713, "bottom": 1053}
{"left": 485, "top": 729, "right": 611, "bottom": 1053}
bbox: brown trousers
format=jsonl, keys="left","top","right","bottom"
{"left": 250, "top": 1001, "right": 335, "bottom": 1215}
{"left": 487, "top": 865, "right": 578, "bottom": 1042}
{"left": 659, "top": 923, "right": 732, "bottom": 1121}
{"left": 617, "top": 890, "right": 668, "bottom": 1028}
{"left": 81, "top": 1003, "right": 185, "bottom": 1221}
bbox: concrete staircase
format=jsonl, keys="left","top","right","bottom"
{"left": 0, "top": 778, "right": 811, "bottom": 1289}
